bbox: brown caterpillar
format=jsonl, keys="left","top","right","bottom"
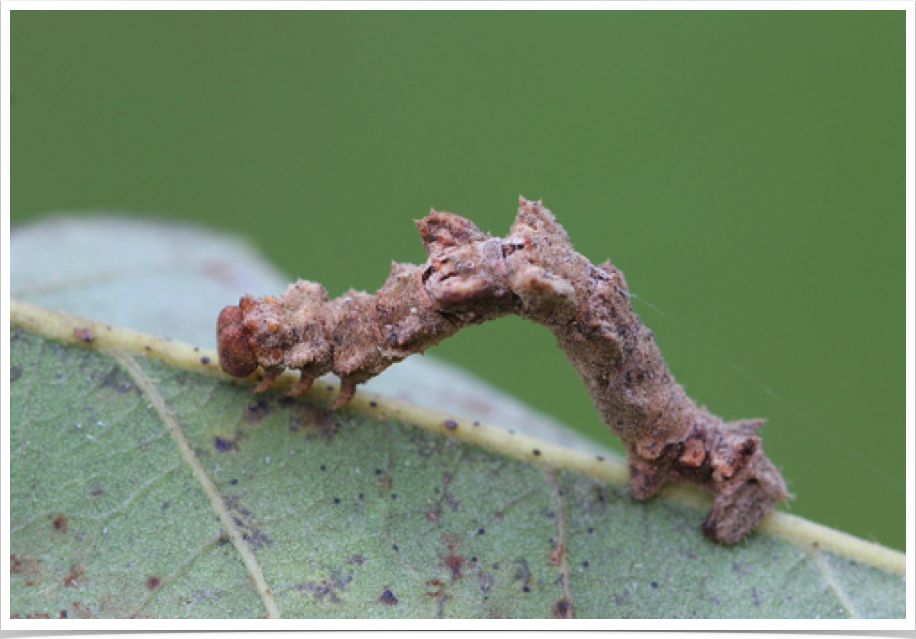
{"left": 217, "top": 197, "right": 788, "bottom": 544}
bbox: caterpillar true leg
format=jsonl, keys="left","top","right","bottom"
{"left": 253, "top": 371, "right": 280, "bottom": 393}
{"left": 331, "top": 378, "right": 358, "bottom": 410}
{"left": 285, "top": 373, "right": 314, "bottom": 397}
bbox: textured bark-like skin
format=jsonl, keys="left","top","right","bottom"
{"left": 217, "top": 197, "right": 788, "bottom": 544}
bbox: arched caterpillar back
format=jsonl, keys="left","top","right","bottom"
{"left": 218, "top": 197, "right": 787, "bottom": 544}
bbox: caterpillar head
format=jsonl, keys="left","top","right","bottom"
{"left": 217, "top": 303, "right": 258, "bottom": 378}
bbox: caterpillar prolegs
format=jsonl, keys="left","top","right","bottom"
{"left": 217, "top": 197, "right": 788, "bottom": 543}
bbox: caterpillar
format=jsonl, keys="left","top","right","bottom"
{"left": 217, "top": 197, "right": 788, "bottom": 544}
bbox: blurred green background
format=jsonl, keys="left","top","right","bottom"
{"left": 11, "top": 11, "right": 904, "bottom": 550}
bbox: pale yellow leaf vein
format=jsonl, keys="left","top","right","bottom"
{"left": 807, "top": 546, "right": 859, "bottom": 619}
{"left": 112, "top": 349, "right": 280, "bottom": 619}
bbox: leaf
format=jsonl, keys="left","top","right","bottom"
{"left": 8, "top": 216, "right": 905, "bottom": 619}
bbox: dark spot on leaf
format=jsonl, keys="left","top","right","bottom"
{"left": 443, "top": 419, "right": 458, "bottom": 431}
{"left": 333, "top": 498, "right": 341, "bottom": 504}
{"left": 477, "top": 528, "right": 485, "bottom": 535}
{"left": 379, "top": 589, "right": 399, "bottom": 605}
{"left": 425, "top": 578, "right": 445, "bottom": 597}
{"left": 391, "top": 494, "right": 397, "bottom": 500}
{"left": 582, "top": 561, "right": 589, "bottom": 568}
{"left": 473, "top": 421, "right": 480, "bottom": 426}
{"left": 101, "top": 367, "right": 134, "bottom": 393}
{"left": 375, "top": 468, "right": 383, "bottom": 475}
{"left": 392, "top": 544, "right": 399, "bottom": 552}
{"left": 596, "top": 456, "right": 605, "bottom": 461}
{"left": 10, "top": 554, "right": 43, "bottom": 584}
{"left": 320, "top": 464, "right": 326, "bottom": 471}
{"left": 553, "top": 597, "right": 573, "bottom": 618}
{"left": 243, "top": 530, "right": 271, "bottom": 551}
{"left": 244, "top": 399, "right": 271, "bottom": 423}
{"left": 52, "top": 514, "right": 67, "bottom": 532}
{"left": 146, "top": 576, "right": 161, "bottom": 590}
{"left": 89, "top": 483, "right": 104, "bottom": 497}
{"left": 63, "top": 564, "right": 84, "bottom": 587}
{"left": 200, "top": 356, "right": 211, "bottom": 365}
{"left": 358, "top": 493, "right": 364, "bottom": 500}
{"left": 296, "top": 571, "right": 353, "bottom": 604}
{"left": 348, "top": 555, "right": 364, "bottom": 566}
{"left": 73, "top": 328, "right": 94, "bottom": 343}
{"left": 230, "top": 478, "right": 238, "bottom": 485}
{"left": 513, "top": 559, "right": 532, "bottom": 592}
{"left": 370, "top": 401, "right": 377, "bottom": 408}
{"left": 444, "top": 554, "right": 464, "bottom": 578}
{"left": 651, "top": 581, "right": 658, "bottom": 589}
{"left": 11, "top": 364, "right": 22, "bottom": 383}
{"left": 213, "top": 436, "right": 237, "bottom": 452}
{"left": 326, "top": 385, "right": 334, "bottom": 391}
{"left": 59, "top": 610, "right": 68, "bottom": 618}
{"left": 144, "top": 345, "right": 151, "bottom": 351}
{"left": 224, "top": 495, "right": 271, "bottom": 550}
{"left": 288, "top": 403, "right": 339, "bottom": 438}
{"left": 532, "top": 449, "right": 541, "bottom": 456}
{"left": 587, "top": 527, "right": 594, "bottom": 534}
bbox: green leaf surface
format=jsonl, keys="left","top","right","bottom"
{"left": 8, "top": 216, "right": 905, "bottom": 619}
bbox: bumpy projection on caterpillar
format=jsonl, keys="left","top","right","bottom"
{"left": 217, "top": 197, "right": 788, "bottom": 543}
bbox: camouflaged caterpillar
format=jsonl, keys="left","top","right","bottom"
{"left": 217, "top": 197, "right": 788, "bottom": 544}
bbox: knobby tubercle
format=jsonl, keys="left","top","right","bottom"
{"left": 217, "top": 197, "right": 788, "bottom": 544}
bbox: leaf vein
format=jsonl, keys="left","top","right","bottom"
{"left": 808, "top": 548, "right": 859, "bottom": 619}
{"left": 112, "top": 348, "right": 281, "bottom": 619}
{"left": 547, "top": 469, "right": 574, "bottom": 617}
